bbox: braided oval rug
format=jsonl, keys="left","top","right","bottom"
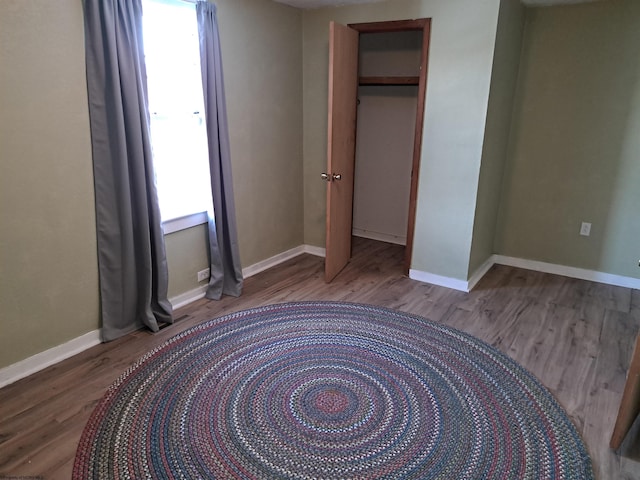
{"left": 73, "top": 302, "right": 593, "bottom": 479}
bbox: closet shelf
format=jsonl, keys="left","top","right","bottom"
{"left": 358, "top": 76, "right": 419, "bottom": 86}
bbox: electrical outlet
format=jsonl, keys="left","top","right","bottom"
{"left": 580, "top": 222, "right": 591, "bottom": 237}
{"left": 197, "top": 268, "right": 210, "bottom": 282}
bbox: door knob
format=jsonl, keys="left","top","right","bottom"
{"left": 321, "top": 173, "right": 342, "bottom": 182}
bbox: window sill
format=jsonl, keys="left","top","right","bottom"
{"left": 162, "top": 211, "right": 208, "bottom": 235}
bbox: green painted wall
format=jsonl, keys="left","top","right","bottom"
{"left": 165, "top": 0, "right": 304, "bottom": 296}
{"left": 302, "top": 0, "right": 501, "bottom": 280}
{"left": 216, "top": 0, "right": 304, "bottom": 267}
{"left": 5, "top": 0, "right": 638, "bottom": 372}
{"left": 495, "top": 0, "right": 640, "bottom": 279}
{"left": 0, "top": 0, "right": 99, "bottom": 368}
{"left": 468, "top": 0, "right": 525, "bottom": 275}
{"left": 0, "top": 0, "right": 303, "bottom": 369}
{"left": 165, "top": 225, "right": 210, "bottom": 299}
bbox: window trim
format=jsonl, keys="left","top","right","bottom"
{"left": 162, "top": 211, "right": 208, "bottom": 234}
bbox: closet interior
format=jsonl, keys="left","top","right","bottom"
{"left": 352, "top": 30, "right": 423, "bottom": 253}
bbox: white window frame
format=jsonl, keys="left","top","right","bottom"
{"left": 162, "top": 211, "right": 209, "bottom": 235}
{"left": 142, "top": 0, "right": 212, "bottom": 233}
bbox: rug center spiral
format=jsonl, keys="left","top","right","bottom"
{"left": 313, "top": 388, "right": 349, "bottom": 415}
{"left": 296, "top": 380, "right": 365, "bottom": 427}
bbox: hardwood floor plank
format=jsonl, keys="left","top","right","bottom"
{"left": 552, "top": 277, "right": 632, "bottom": 313}
{"left": 596, "top": 310, "right": 640, "bottom": 395}
{"left": 0, "top": 238, "right": 638, "bottom": 479}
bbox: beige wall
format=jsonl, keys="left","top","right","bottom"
{"left": 165, "top": 225, "right": 210, "bottom": 299}
{"left": 4, "top": 0, "right": 638, "bottom": 372}
{"left": 0, "top": 0, "right": 304, "bottom": 369}
{"left": 216, "top": 0, "right": 304, "bottom": 268}
{"left": 0, "top": 0, "right": 99, "bottom": 368}
{"left": 303, "top": 0, "right": 501, "bottom": 280}
{"left": 167, "top": 0, "right": 304, "bottom": 297}
{"left": 495, "top": 0, "right": 640, "bottom": 279}
{"left": 468, "top": 0, "right": 526, "bottom": 275}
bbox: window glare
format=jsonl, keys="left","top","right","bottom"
{"left": 142, "top": 0, "right": 212, "bottom": 222}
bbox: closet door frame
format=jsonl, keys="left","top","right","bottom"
{"left": 349, "top": 18, "right": 431, "bottom": 271}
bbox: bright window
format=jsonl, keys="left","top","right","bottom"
{"left": 142, "top": 0, "right": 212, "bottom": 222}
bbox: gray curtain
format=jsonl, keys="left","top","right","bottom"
{"left": 84, "top": 0, "right": 173, "bottom": 341}
{"left": 197, "top": 2, "right": 244, "bottom": 299}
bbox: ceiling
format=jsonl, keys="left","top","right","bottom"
{"left": 272, "top": 0, "right": 601, "bottom": 9}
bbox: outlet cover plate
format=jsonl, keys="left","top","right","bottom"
{"left": 580, "top": 222, "right": 591, "bottom": 236}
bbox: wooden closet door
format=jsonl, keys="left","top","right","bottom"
{"left": 324, "top": 22, "right": 359, "bottom": 283}
{"left": 610, "top": 333, "right": 640, "bottom": 449}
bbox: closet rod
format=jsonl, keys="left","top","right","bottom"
{"left": 359, "top": 76, "right": 419, "bottom": 86}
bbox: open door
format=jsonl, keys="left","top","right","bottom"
{"left": 610, "top": 333, "right": 640, "bottom": 449}
{"left": 324, "top": 22, "right": 359, "bottom": 283}
{"left": 324, "top": 19, "right": 430, "bottom": 281}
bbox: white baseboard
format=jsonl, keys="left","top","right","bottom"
{"left": 409, "top": 256, "right": 495, "bottom": 292}
{"left": 467, "top": 256, "right": 496, "bottom": 291}
{"left": 410, "top": 254, "right": 640, "bottom": 293}
{"left": 493, "top": 255, "right": 640, "bottom": 289}
{"left": 409, "top": 269, "right": 471, "bottom": 292}
{"left": 241, "top": 244, "right": 321, "bottom": 279}
{"left": 169, "top": 285, "right": 209, "bottom": 310}
{"left": 171, "top": 244, "right": 327, "bottom": 310}
{"left": 0, "top": 329, "right": 102, "bottom": 389}
{"left": 0, "top": 284, "right": 213, "bottom": 388}
{"left": 353, "top": 229, "right": 406, "bottom": 246}
{"left": 3, "top": 248, "right": 635, "bottom": 390}
{"left": 0, "top": 244, "right": 328, "bottom": 389}
{"left": 302, "top": 244, "right": 326, "bottom": 258}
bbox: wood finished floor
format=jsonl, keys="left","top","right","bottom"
{"left": 1, "top": 237, "right": 639, "bottom": 479}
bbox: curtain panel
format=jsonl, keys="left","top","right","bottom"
{"left": 84, "top": 0, "right": 173, "bottom": 341}
{"left": 196, "top": 2, "right": 244, "bottom": 299}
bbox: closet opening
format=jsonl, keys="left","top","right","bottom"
{"left": 324, "top": 19, "right": 430, "bottom": 282}
{"left": 350, "top": 20, "right": 430, "bottom": 271}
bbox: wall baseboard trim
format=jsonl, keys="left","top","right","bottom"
{"left": 493, "top": 255, "right": 640, "bottom": 290}
{"left": 409, "top": 269, "right": 471, "bottom": 292}
{"left": 409, "top": 256, "right": 495, "bottom": 292}
{"left": 302, "top": 244, "right": 326, "bottom": 258}
{"left": 4, "top": 248, "right": 635, "bottom": 389}
{"left": 410, "top": 254, "right": 640, "bottom": 293}
{"left": 467, "top": 256, "right": 496, "bottom": 291}
{"left": 0, "top": 329, "right": 102, "bottom": 389}
{"left": 353, "top": 229, "right": 406, "bottom": 246}
{"left": 241, "top": 244, "right": 326, "bottom": 279}
{"left": 171, "top": 245, "right": 328, "bottom": 311}
{"left": 0, "top": 244, "right": 327, "bottom": 389}
{"left": 22, "top": 251, "right": 630, "bottom": 389}
{"left": 169, "top": 285, "right": 209, "bottom": 310}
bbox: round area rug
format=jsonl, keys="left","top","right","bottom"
{"left": 74, "top": 302, "right": 593, "bottom": 479}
